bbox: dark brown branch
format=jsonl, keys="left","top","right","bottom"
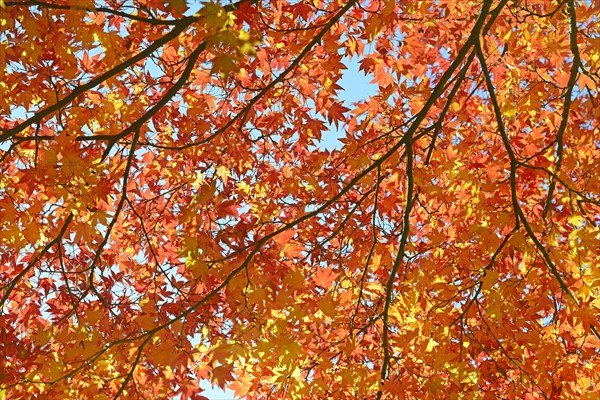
{"left": 473, "top": 298, "right": 548, "bottom": 397}
{"left": 155, "top": 0, "right": 361, "bottom": 151}
{"left": 0, "top": 213, "right": 74, "bottom": 310}
{"left": 112, "top": 333, "right": 155, "bottom": 399}
{"left": 351, "top": 165, "right": 382, "bottom": 333}
{"left": 377, "top": 125, "right": 415, "bottom": 390}
{"left": 125, "top": 196, "right": 190, "bottom": 303}
{"left": 77, "top": 41, "right": 206, "bottom": 160}
{"left": 424, "top": 51, "right": 476, "bottom": 165}
{"left": 0, "top": 22, "right": 194, "bottom": 141}
{"left": 475, "top": 40, "right": 600, "bottom": 341}
{"left": 5, "top": 0, "right": 193, "bottom": 25}
{"left": 74, "top": 129, "right": 141, "bottom": 316}
{"left": 0, "top": 0, "right": 251, "bottom": 142}
{"left": 541, "top": 0, "right": 581, "bottom": 219}
{"left": 373, "top": 0, "right": 509, "bottom": 395}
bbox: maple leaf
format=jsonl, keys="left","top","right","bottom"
{"left": 211, "top": 55, "right": 238, "bottom": 77}
{"left": 274, "top": 228, "right": 296, "bottom": 246}
{"left": 2, "top": 0, "right": 600, "bottom": 399}
{"left": 211, "top": 365, "right": 234, "bottom": 389}
{"left": 166, "top": 0, "right": 188, "bottom": 16}
{"left": 313, "top": 268, "right": 338, "bottom": 289}
{"left": 326, "top": 102, "right": 350, "bottom": 128}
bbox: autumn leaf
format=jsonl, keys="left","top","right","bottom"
{"left": 2, "top": 0, "right": 600, "bottom": 399}
{"left": 326, "top": 102, "right": 350, "bottom": 128}
{"left": 313, "top": 267, "right": 338, "bottom": 289}
{"left": 167, "top": 0, "right": 187, "bottom": 14}
{"left": 211, "top": 365, "right": 234, "bottom": 390}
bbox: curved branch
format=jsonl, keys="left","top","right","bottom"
{"left": 0, "top": 213, "right": 74, "bottom": 311}
{"left": 5, "top": 0, "right": 193, "bottom": 25}
{"left": 475, "top": 39, "right": 600, "bottom": 341}
{"left": 541, "top": 0, "right": 581, "bottom": 218}
{"left": 156, "top": 0, "right": 360, "bottom": 150}
{"left": 77, "top": 41, "right": 207, "bottom": 160}
{"left": 0, "top": 0, "right": 251, "bottom": 142}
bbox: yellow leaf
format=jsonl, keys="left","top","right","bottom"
{"left": 186, "top": 258, "right": 208, "bottom": 278}
{"left": 212, "top": 55, "right": 238, "bottom": 77}
{"left": 505, "top": 105, "right": 517, "bottom": 118}
{"left": 195, "top": 182, "right": 216, "bottom": 205}
{"left": 200, "top": 3, "right": 229, "bottom": 30}
{"left": 425, "top": 339, "right": 438, "bottom": 352}
{"left": 568, "top": 214, "right": 585, "bottom": 226}
{"left": 237, "top": 181, "right": 250, "bottom": 194}
{"left": 163, "top": 365, "right": 175, "bottom": 380}
{"left": 481, "top": 270, "right": 499, "bottom": 290}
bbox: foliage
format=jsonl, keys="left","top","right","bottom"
{"left": 1, "top": 0, "right": 600, "bottom": 398}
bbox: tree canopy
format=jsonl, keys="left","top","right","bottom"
{"left": 1, "top": 0, "right": 600, "bottom": 398}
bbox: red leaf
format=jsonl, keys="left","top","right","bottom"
{"left": 313, "top": 268, "right": 338, "bottom": 289}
